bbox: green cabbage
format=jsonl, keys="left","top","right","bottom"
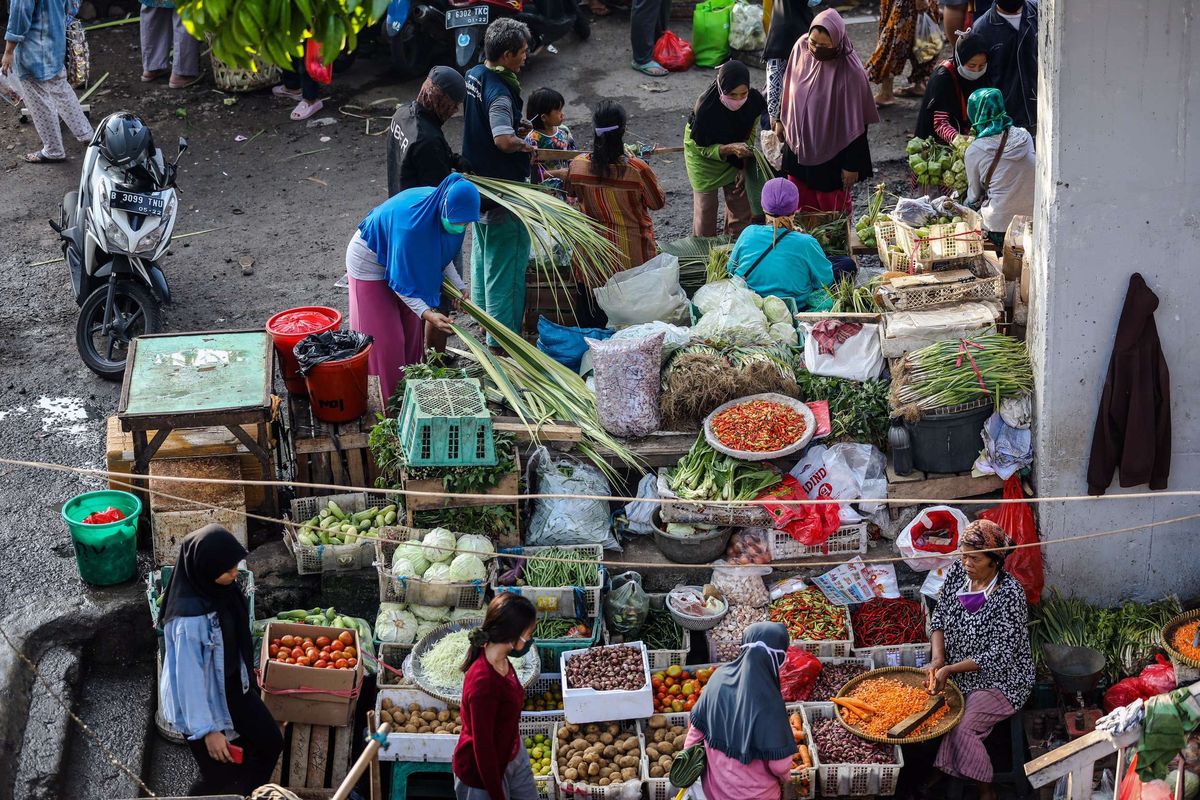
{"left": 390, "top": 556, "right": 422, "bottom": 579}
{"left": 456, "top": 533, "right": 495, "bottom": 562}
{"left": 394, "top": 542, "right": 430, "bottom": 575}
{"left": 422, "top": 562, "right": 453, "bottom": 583}
{"left": 450, "top": 607, "right": 485, "bottom": 623}
{"left": 762, "top": 295, "right": 792, "bottom": 325}
{"left": 448, "top": 553, "right": 487, "bottom": 582}
{"left": 375, "top": 603, "right": 418, "bottom": 644}
{"left": 410, "top": 604, "right": 451, "bottom": 622}
{"left": 419, "top": 527, "right": 457, "bottom": 563}
{"left": 414, "top": 619, "right": 441, "bottom": 641}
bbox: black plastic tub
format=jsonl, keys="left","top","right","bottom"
{"left": 908, "top": 399, "right": 992, "bottom": 474}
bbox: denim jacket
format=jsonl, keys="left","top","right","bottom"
{"left": 160, "top": 613, "right": 251, "bottom": 741}
{"left": 4, "top": 0, "right": 67, "bottom": 82}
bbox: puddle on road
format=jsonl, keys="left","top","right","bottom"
{"left": 36, "top": 396, "right": 91, "bottom": 438}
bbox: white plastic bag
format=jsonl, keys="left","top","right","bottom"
{"left": 760, "top": 129, "right": 784, "bottom": 171}
{"left": 897, "top": 505, "right": 969, "bottom": 571}
{"left": 525, "top": 447, "right": 620, "bottom": 550}
{"left": 692, "top": 278, "right": 771, "bottom": 346}
{"left": 789, "top": 444, "right": 886, "bottom": 522}
{"left": 801, "top": 322, "right": 884, "bottom": 381}
{"left": 729, "top": 1, "right": 766, "bottom": 50}
{"left": 913, "top": 12, "right": 944, "bottom": 64}
{"left": 622, "top": 474, "right": 659, "bottom": 536}
{"left": 593, "top": 253, "right": 689, "bottom": 329}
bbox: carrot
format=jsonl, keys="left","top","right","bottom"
{"left": 798, "top": 744, "right": 812, "bottom": 769}
{"left": 844, "top": 678, "right": 950, "bottom": 738}
{"left": 833, "top": 697, "right": 877, "bottom": 715}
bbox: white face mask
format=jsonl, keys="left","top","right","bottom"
{"left": 958, "top": 64, "right": 987, "bottom": 81}
{"left": 740, "top": 640, "right": 787, "bottom": 674}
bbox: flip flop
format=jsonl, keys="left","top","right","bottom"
{"left": 272, "top": 84, "right": 302, "bottom": 99}
{"left": 897, "top": 86, "right": 925, "bottom": 98}
{"left": 631, "top": 59, "right": 668, "bottom": 76}
{"left": 25, "top": 150, "right": 65, "bottom": 163}
{"left": 169, "top": 73, "right": 203, "bottom": 89}
{"left": 290, "top": 98, "right": 324, "bottom": 121}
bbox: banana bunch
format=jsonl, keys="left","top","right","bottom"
{"left": 295, "top": 499, "right": 397, "bottom": 548}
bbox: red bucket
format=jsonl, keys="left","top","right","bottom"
{"left": 304, "top": 344, "right": 373, "bottom": 423}
{"left": 267, "top": 306, "right": 342, "bottom": 394}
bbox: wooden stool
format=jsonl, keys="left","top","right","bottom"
{"left": 389, "top": 761, "right": 453, "bottom": 800}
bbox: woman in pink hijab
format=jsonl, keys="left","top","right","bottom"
{"left": 777, "top": 9, "right": 880, "bottom": 213}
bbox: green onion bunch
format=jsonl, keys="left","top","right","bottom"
{"left": 892, "top": 333, "right": 1032, "bottom": 416}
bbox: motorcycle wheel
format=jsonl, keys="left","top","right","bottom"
{"left": 389, "top": 22, "right": 435, "bottom": 78}
{"left": 76, "top": 281, "right": 162, "bottom": 381}
{"left": 573, "top": 8, "right": 591, "bottom": 40}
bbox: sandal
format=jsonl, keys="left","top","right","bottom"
{"left": 631, "top": 59, "right": 668, "bottom": 76}
{"left": 141, "top": 69, "right": 168, "bottom": 83}
{"left": 585, "top": 0, "right": 610, "bottom": 15}
{"left": 169, "top": 73, "right": 202, "bottom": 89}
{"left": 290, "top": 98, "right": 324, "bottom": 121}
{"left": 25, "top": 150, "right": 66, "bottom": 163}
{"left": 272, "top": 84, "right": 302, "bottom": 99}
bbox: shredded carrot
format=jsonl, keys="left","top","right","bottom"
{"left": 1172, "top": 622, "right": 1200, "bottom": 662}
{"left": 842, "top": 678, "right": 950, "bottom": 738}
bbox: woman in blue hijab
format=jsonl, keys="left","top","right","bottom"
{"left": 346, "top": 173, "right": 480, "bottom": 402}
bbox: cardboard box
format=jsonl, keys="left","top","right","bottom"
{"left": 260, "top": 621, "right": 363, "bottom": 727}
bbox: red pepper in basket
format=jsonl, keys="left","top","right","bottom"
{"left": 850, "top": 598, "right": 927, "bottom": 648}
{"left": 711, "top": 400, "right": 807, "bottom": 453}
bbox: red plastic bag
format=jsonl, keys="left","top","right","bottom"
{"left": 760, "top": 476, "right": 840, "bottom": 548}
{"left": 1118, "top": 753, "right": 1142, "bottom": 800}
{"left": 653, "top": 31, "right": 695, "bottom": 72}
{"left": 978, "top": 476, "right": 1044, "bottom": 604}
{"left": 305, "top": 40, "right": 333, "bottom": 85}
{"left": 1138, "top": 654, "right": 1177, "bottom": 696}
{"left": 779, "top": 646, "right": 822, "bottom": 702}
{"left": 1104, "top": 677, "right": 1147, "bottom": 713}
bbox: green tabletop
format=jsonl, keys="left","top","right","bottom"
{"left": 122, "top": 331, "right": 272, "bottom": 417}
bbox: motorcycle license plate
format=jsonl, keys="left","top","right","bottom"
{"left": 109, "top": 190, "right": 164, "bottom": 216}
{"left": 445, "top": 6, "right": 488, "bottom": 28}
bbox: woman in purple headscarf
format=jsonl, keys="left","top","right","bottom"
{"left": 778, "top": 9, "right": 880, "bottom": 213}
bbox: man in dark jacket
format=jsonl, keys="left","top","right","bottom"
{"left": 387, "top": 66, "right": 470, "bottom": 198}
{"left": 970, "top": 0, "right": 1037, "bottom": 134}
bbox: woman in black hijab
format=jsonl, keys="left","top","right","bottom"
{"left": 914, "top": 31, "right": 989, "bottom": 143}
{"left": 684, "top": 60, "right": 769, "bottom": 236}
{"left": 682, "top": 622, "right": 796, "bottom": 799}
{"left": 158, "top": 525, "right": 282, "bottom": 794}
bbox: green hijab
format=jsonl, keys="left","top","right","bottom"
{"left": 968, "top": 88, "right": 1013, "bottom": 138}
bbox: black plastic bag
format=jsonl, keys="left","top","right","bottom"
{"left": 293, "top": 330, "right": 373, "bottom": 375}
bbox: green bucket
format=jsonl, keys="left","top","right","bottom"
{"left": 62, "top": 490, "right": 143, "bottom": 586}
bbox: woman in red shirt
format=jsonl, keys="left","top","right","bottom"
{"left": 452, "top": 593, "right": 539, "bottom": 800}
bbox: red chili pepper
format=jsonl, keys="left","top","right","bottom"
{"left": 712, "top": 400, "right": 807, "bottom": 452}
{"left": 850, "top": 598, "right": 928, "bottom": 648}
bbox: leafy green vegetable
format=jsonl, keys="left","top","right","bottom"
{"left": 794, "top": 372, "right": 891, "bottom": 448}
{"left": 412, "top": 505, "right": 518, "bottom": 541}
{"left": 666, "top": 434, "right": 781, "bottom": 501}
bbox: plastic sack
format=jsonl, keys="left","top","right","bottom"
{"left": 606, "top": 571, "right": 649, "bottom": 636}
{"left": 801, "top": 322, "right": 883, "bottom": 381}
{"left": 293, "top": 330, "right": 373, "bottom": 375}
{"left": 0, "top": 69, "right": 22, "bottom": 107}
{"left": 760, "top": 129, "right": 784, "bottom": 171}
{"left": 779, "top": 646, "right": 822, "bottom": 702}
{"left": 1103, "top": 678, "right": 1148, "bottom": 715}
{"left": 305, "top": 39, "right": 334, "bottom": 85}
{"left": 913, "top": 12, "right": 944, "bottom": 64}
{"left": 536, "top": 317, "right": 613, "bottom": 371}
{"left": 64, "top": 19, "right": 89, "bottom": 89}
{"left": 692, "top": 0, "right": 734, "bottom": 68}
{"left": 790, "top": 443, "right": 886, "bottom": 523}
{"left": 610, "top": 321, "right": 692, "bottom": 365}
{"left": 593, "top": 254, "right": 690, "bottom": 329}
{"left": 1139, "top": 655, "right": 1177, "bottom": 696}
{"left": 897, "top": 505, "right": 968, "bottom": 571}
{"left": 729, "top": 1, "right": 766, "bottom": 50}
{"left": 760, "top": 475, "right": 841, "bottom": 548}
{"left": 587, "top": 332, "right": 665, "bottom": 437}
{"left": 525, "top": 447, "right": 620, "bottom": 550}
{"left": 710, "top": 564, "right": 772, "bottom": 607}
{"left": 653, "top": 30, "right": 695, "bottom": 71}
{"left": 891, "top": 196, "right": 940, "bottom": 228}
{"left": 620, "top": 474, "right": 659, "bottom": 536}
{"left": 692, "top": 278, "right": 771, "bottom": 347}
{"left": 724, "top": 528, "right": 772, "bottom": 565}
{"left": 979, "top": 476, "right": 1045, "bottom": 604}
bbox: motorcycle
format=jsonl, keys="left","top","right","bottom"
{"left": 385, "top": 0, "right": 588, "bottom": 77}
{"left": 50, "top": 112, "right": 186, "bottom": 380}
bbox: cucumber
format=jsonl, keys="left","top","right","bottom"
{"left": 327, "top": 500, "right": 346, "bottom": 520}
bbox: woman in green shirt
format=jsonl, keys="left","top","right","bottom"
{"left": 684, "top": 60, "right": 768, "bottom": 237}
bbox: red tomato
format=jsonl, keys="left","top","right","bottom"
{"left": 315, "top": 636, "right": 332, "bottom": 647}
{"left": 346, "top": 658, "right": 357, "bottom": 668}
{"left": 296, "top": 657, "right": 311, "bottom": 667}
{"left": 306, "top": 648, "right": 319, "bottom": 660}
{"left": 268, "top": 646, "right": 279, "bottom": 658}
{"left": 314, "top": 660, "right": 329, "bottom": 669}
{"left": 281, "top": 635, "right": 296, "bottom": 648}
{"left": 335, "top": 659, "right": 349, "bottom": 669}
{"left": 342, "top": 646, "right": 357, "bottom": 660}
{"left": 276, "top": 654, "right": 288, "bottom": 663}
{"left": 290, "top": 647, "right": 305, "bottom": 659}
{"left": 270, "top": 639, "right": 281, "bottom": 649}
{"left": 651, "top": 677, "right": 664, "bottom": 691}
{"left": 330, "top": 640, "right": 345, "bottom": 653}
{"left": 685, "top": 696, "right": 698, "bottom": 711}
{"left": 285, "top": 658, "right": 297, "bottom": 664}
{"left": 337, "top": 631, "right": 355, "bottom": 646}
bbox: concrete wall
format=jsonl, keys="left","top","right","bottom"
{"left": 1031, "top": 0, "right": 1200, "bottom": 603}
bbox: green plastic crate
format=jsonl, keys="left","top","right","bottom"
{"left": 147, "top": 563, "right": 255, "bottom": 635}
{"left": 398, "top": 378, "right": 496, "bottom": 467}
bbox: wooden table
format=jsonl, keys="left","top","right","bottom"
{"left": 117, "top": 330, "right": 278, "bottom": 516}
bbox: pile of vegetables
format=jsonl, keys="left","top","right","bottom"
{"left": 770, "top": 589, "right": 849, "bottom": 642}
{"left": 662, "top": 521, "right": 724, "bottom": 538}
{"left": 823, "top": 275, "right": 881, "bottom": 314}
{"left": 525, "top": 732, "right": 553, "bottom": 777}
{"left": 497, "top": 545, "right": 602, "bottom": 590}
{"left": 1171, "top": 621, "right": 1200, "bottom": 664}
{"left": 666, "top": 434, "right": 781, "bottom": 502}
{"left": 660, "top": 343, "right": 797, "bottom": 430}
{"left": 854, "top": 184, "right": 887, "bottom": 249}
{"left": 652, "top": 665, "right": 714, "bottom": 713}
{"left": 692, "top": 279, "right": 797, "bottom": 348}
{"left": 644, "top": 716, "right": 689, "bottom": 778}
{"left": 534, "top": 618, "right": 594, "bottom": 640}
{"left": 710, "top": 398, "right": 808, "bottom": 453}
{"left": 389, "top": 528, "right": 493, "bottom": 585}
{"left": 378, "top": 698, "right": 461, "bottom": 735}
{"left": 789, "top": 712, "right": 814, "bottom": 795}
{"left": 268, "top": 630, "right": 359, "bottom": 671}
{"left": 524, "top": 685, "right": 564, "bottom": 713}
{"left": 836, "top": 677, "right": 950, "bottom": 738}
{"left": 709, "top": 606, "right": 769, "bottom": 661}
{"left": 811, "top": 718, "right": 896, "bottom": 764}
{"left": 639, "top": 609, "right": 686, "bottom": 652}
{"left": 804, "top": 216, "right": 850, "bottom": 256}
{"left": 851, "top": 598, "right": 928, "bottom": 648}
{"left": 261, "top": 607, "right": 374, "bottom": 646}
{"left": 412, "top": 506, "right": 518, "bottom": 542}
{"left": 295, "top": 499, "right": 397, "bottom": 547}
{"left": 555, "top": 722, "right": 643, "bottom": 787}
{"left": 415, "top": 628, "right": 536, "bottom": 695}
{"left": 810, "top": 661, "right": 872, "bottom": 701}
{"left": 565, "top": 645, "right": 646, "bottom": 691}
{"left": 891, "top": 333, "right": 1033, "bottom": 418}
{"left": 905, "top": 135, "right": 970, "bottom": 197}
{"left": 795, "top": 372, "right": 891, "bottom": 448}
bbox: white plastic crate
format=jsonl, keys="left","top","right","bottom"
{"left": 803, "top": 703, "right": 904, "bottom": 797}
{"left": 374, "top": 686, "right": 460, "bottom": 762}
{"left": 656, "top": 470, "right": 773, "bottom": 527}
{"left": 376, "top": 642, "right": 414, "bottom": 688}
{"left": 849, "top": 587, "right": 933, "bottom": 668}
{"left": 285, "top": 492, "right": 388, "bottom": 574}
{"left": 494, "top": 543, "right": 605, "bottom": 618}
{"left": 552, "top": 721, "right": 646, "bottom": 800}
{"left": 375, "top": 527, "right": 492, "bottom": 608}
{"left": 782, "top": 702, "right": 816, "bottom": 800}
{"left": 643, "top": 712, "right": 691, "bottom": 800}
{"left": 768, "top": 524, "right": 868, "bottom": 561}
{"left": 807, "top": 655, "right": 875, "bottom": 702}
{"left": 787, "top": 605, "right": 855, "bottom": 659}
{"left": 562, "top": 643, "right": 653, "bottom": 724}
{"left": 520, "top": 717, "right": 558, "bottom": 799}
{"left": 523, "top": 672, "right": 566, "bottom": 722}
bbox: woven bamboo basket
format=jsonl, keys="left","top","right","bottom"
{"left": 834, "top": 666, "right": 965, "bottom": 745}
{"left": 1161, "top": 609, "right": 1200, "bottom": 668}
{"left": 877, "top": 255, "right": 1005, "bottom": 312}
{"left": 208, "top": 36, "right": 280, "bottom": 92}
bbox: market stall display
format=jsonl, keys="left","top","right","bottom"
{"left": 834, "top": 667, "right": 964, "bottom": 744}
{"left": 704, "top": 394, "right": 816, "bottom": 460}
{"left": 374, "top": 686, "right": 462, "bottom": 763}
{"left": 551, "top": 720, "right": 645, "bottom": 795}
{"left": 770, "top": 589, "right": 854, "bottom": 657}
{"left": 809, "top": 657, "right": 875, "bottom": 702}
{"left": 376, "top": 527, "right": 494, "bottom": 609}
{"left": 651, "top": 665, "right": 716, "bottom": 713}
{"left": 787, "top": 708, "right": 816, "bottom": 800}
{"left": 803, "top": 703, "right": 904, "bottom": 797}
{"left": 666, "top": 586, "right": 729, "bottom": 631}
{"left": 495, "top": 543, "right": 605, "bottom": 619}
{"left": 285, "top": 492, "right": 391, "bottom": 575}
{"left": 407, "top": 618, "right": 541, "bottom": 703}
{"left": 562, "top": 642, "right": 653, "bottom": 723}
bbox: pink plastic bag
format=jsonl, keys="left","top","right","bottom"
{"left": 305, "top": 40, "right": 333, "bottom": 85}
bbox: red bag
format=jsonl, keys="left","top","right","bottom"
{"left": 305, "top": 40, "right": 333, "bottom": 85}
{"left": 1104, "top": 677, "right": 1147, "bottom": 713}
{"left": 779, "top": 646, "right": 822, "bottom": 702}
{"left": 1118, "top": 753, "right": 1142, "bottom": 800}
{"left": 760, "top": 476, "right": 841, "bottom": 548}
{"left": 1138, "top": 654, "right": 1176, "bottom": 696}
{"left": 978, "top": 476, "right": 1044, "bottom": 604}
{"left": 653, "top": 31, "right": 695, "bottom": 72}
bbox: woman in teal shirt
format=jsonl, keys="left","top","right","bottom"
{"left": 727, "top": 178, "right": 835, "bottom": 311}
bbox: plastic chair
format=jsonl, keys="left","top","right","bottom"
{"left": 388, "top": 760, "right": 453, "bottom": 800}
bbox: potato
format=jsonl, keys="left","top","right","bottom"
{"left": 568, "top": 755, "right": 583, "bottom": 770}
{"left": 583, "top": 753, "right": 599, "bottom": 765}
{"left": 437, "top": 710, "right": 450, "bottom": 722}
{"left": 599, "top": 732, "right": 614, "bottom": 745}
{"left": 621, "top": 755, "right": 639, "bottom": 769}
{"left": 646, "top": 746, "right": 660, "bottom": 760}
{"left": 658, "top": 741, "right": 675, "bottom": 756}
{"left": 621, "top": 767, "right": 637, "bottom": 781}
{"left": 647, "top": 714, "right": 667, "bottom": 729}
{"left": 586, "top": 724, "right": 600, "bottom": 734}
{"left": 566, "top": 724, "right": 580, "bottom": 735}
{"left": 420, "top": 710, "right": 437, "bottom": 722}
{"left": 673, "top": 734, "right": 686, "bottom": 751}
{"left": 408, "top": 703, "right": 421, "bottom": 712}
{"left": 606, "top": 723, "right": 620, "bottom": 736}
{"left": 587, "top": 762, "right": 599, "bottom": 777}
{"left": 404, "top": 724, "right": 417, "bottom": 733}
{"left": 619, "top": 738, "right": 639, "bottom": 753}
{"left": 557, "top": 728, "right": 571, "bottom": 741}
{"left": 585, "top": 733, "right": 598, "bottom": 744}
{"left": 598, "top": 778, "right": 610, "bottom": 787}
{"left": 599, "top": 766, "right": 613, "bottom": 779}
{"left": 659, "top": 755, "right": 673, "bottom": 769}
{"left": 653, "top": 729, "right": 666, "bottom": 743}
{"left": 381, "top": 699, "right": 394, "bottom": 711}
{"left": 650, "top": 765, "right": 665, "bottom": 778}
{"left": 603, "top": 745, "right": 618, "bottom": 758}
{"left": 571, "top": 738, "right": 589, "bottom": 751}
{"left": 564, "top": 768, "right": 578, "bottom": 781}
{"left": 418, "top": 725, "right": 431, "bottom": 733}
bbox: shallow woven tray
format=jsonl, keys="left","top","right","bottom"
{"left": 703, "top": 393, "right": 815, "bottom": 462}
{"left": 1161, "top": 609, "right": 1200, "bottom": 668}
{"left": 407, "top": 618, "right": 541, "bottom": 703}
{"left": 834, "top": 666, "right": 964, "bottom": 745}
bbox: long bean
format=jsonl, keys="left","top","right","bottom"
{"left": 641, "top": 609, "right": 685, "bottom": 651}
{"left": 523, "top": 547, "right": 600, "bottom": 587}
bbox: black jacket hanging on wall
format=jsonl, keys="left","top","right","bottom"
{"left": 1086, "top": 273, "right": 1171, "bottom": 495}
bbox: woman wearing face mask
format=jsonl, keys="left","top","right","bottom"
{"left": 683, "top": 622, "right": 796, "bottom": 800}
{"left": 684, "top": 60, "right": 769, "bottom": 237}
{"left": 778, "top": 10, "right": 880, "bottom": 213}
{"left": 159, "top": 525, "right": 283, "bottom": 794}
{"left": 926, "top": 520, "right": 1034, "bottom": 800}
{"left": 452, "top": 593, "right": 539, "bottom": 800}
{"left": 914, "top": 30, "right": 989, "bottom": 143}
{"left": 346, "top": 172, "right": 480, "bottom": 402}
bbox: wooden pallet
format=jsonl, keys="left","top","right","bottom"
{"left": 289, "top": 375, "right": 384, "bottom": 496}
{"left": 269, "top": 721, "right": 354, "bottom": 795}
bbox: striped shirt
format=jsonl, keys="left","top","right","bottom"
{"left": 564, "top": 155, "right": 666, "bottom": 274}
